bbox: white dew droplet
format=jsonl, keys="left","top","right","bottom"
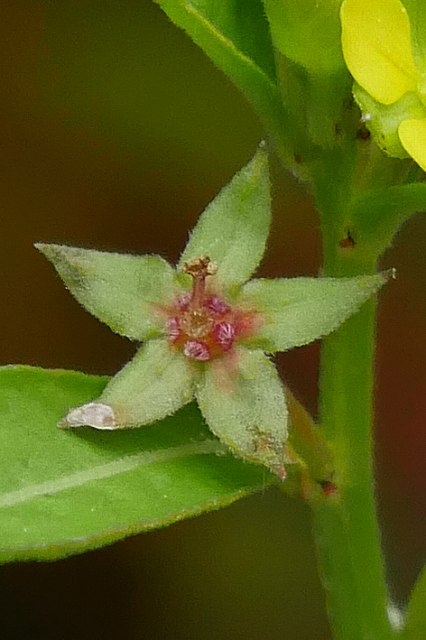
{"left": 59, "top": 402, "right": 117, "bottom": 430}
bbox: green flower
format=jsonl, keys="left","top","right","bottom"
{"left": 341, "top": 0, "right": 426, "bottom": 170}
{"left": 37, "top": 148, "right": 388, "bottom": 479}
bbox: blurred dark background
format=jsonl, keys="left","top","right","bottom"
{"left": 0, "top": 2, "right": 424, "bottom": 638}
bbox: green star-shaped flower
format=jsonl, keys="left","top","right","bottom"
{"left": 37, "top": 147, "right": 387, "bottom": 479}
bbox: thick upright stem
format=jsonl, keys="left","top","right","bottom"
{"left": 312, "top": 234, "right": 393, "bottom": 639}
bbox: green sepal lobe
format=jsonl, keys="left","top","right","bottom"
{"left": 94, "top": 339, "right": 196, "bottom": 428}
{"left": 196, "top": 348, "right": 288, "bottom": 478}
{"left": 239, "top": 272, "right": 390, "bottom": 352}
{"left": 178, "top": 146, "right": 271, "bottom": 290}
{"left": 36, "top": 243, "right": 176, "bottom": 341}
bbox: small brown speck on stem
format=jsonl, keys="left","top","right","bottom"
{"left": 320, "top": 480, "right": 339, "bottom": 498}
{"left": 356, "top": 126, "right": 370, "bottom": 140}
{"left": 339, "top": 231, "right": 355, "bottom": 250}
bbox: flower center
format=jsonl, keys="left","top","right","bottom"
{"left": 180, "top": 308, "right": 214, "bottom": 339}
{"left": 165, "top": 256, "right": 253, "bottom": 361}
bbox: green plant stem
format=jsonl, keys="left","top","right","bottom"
{"left": 312, "top": 224, "right": 393, "bottom": 639}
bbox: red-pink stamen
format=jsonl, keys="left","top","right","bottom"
{"left": 205, "top": 294, "right": 230, "bottom": 315}
{"left": 166, "top": 317, "right": 181, "bottom": 343}
{"left": 183, "top": 340, "right": 211, "bottom": 361}
{"left": 213, "top": 321, "right": 235, "bottom": 351}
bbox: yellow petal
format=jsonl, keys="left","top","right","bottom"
{"left": 341, "top": 0, "right": 418, "bottom": 105}
{"left": 398, "top": 118, "right": 426, "bottom": 170}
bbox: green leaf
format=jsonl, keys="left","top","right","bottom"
{"left": 154, "top": 0, "right": 286, "bottom": 144}
{"left": 263, "top": 0, "right": 351, "bottom": 150}
{"left": 263, "top": 0, "right": 345, "bottom": 74}
{"left": 171, "top": 0, "right": 277, "bottom": 80}
{"left": 349, "top": 182, "right": 426, "bottom": 253}
{"left": 36, "top": 244, "right": 176, "bottom": 341}
{"left": 62, "top": 339, "right": 196, "bottom": 428}
{"left": 403, "top": 564, "right": 426, "bottom": 639}
{"left": 239, "top": 273, "right": 389, "bottom": 352}
{"left": 403, "top": 0, "right": 426, "bottom": 71}
{"left": 178, "top": 147, "right": 271, "bottom": 290}
{"left": 196, "top": 349, "right": 288, "bottom": 479}
{"left": 0, "top": 366, "right": 272, "bottom": 563}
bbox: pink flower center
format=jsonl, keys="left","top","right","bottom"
{"left": 165, "top": 257, "right": 256, "bottom": 361}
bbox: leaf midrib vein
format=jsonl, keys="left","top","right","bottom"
{"left": 182, "top": 0, "right": 277, "bottom": 90}
{"left": 0, "top": 439, "right": 224, "bottom": 510}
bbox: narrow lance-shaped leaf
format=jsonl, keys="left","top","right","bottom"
{"left": 263, "top": 1, "right": 351, "bottom": 150}
{"left": 153, "top": 0, "right": 287, "bottom": 145}
{"left": 35, "top": 245, "right": 176, "bottom": 341}
{"left": 179, "top": 146, "right": 271, "bottom": 289}
{"left": 264, "top": 0, "right": 345, "bottom": 74}
{"left": 157, "top": 0, "right": 276, "bottom": 80}
{"left": 0, "top": 366, "right": 273, "bottom": 563}
{"left": 349, "top": 182, "right": 426, "bottom": 253}
{"left": 239, "top": 272, "right": 389, "bottom": 352}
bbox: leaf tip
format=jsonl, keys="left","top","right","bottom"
{"left": 251, "top": 141, "right": 269, "bottom": 173}
{"left": 375, "top": 267, "right": 396, "bottom": 288}
{"left": 34, "top": 242, "right": 63, "bottom": 261}
{"left": 34, "top": 242, "right": 48, "bottom": 254}
{"left": 360, "top": 268, "right": 395, "bottom": 294}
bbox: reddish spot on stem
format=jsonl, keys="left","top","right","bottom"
{"left": 320, "top": 480, "right": 339, "bottom": 497}
{"left": 339, "top": 232, "right": 355, "bottom": 250}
